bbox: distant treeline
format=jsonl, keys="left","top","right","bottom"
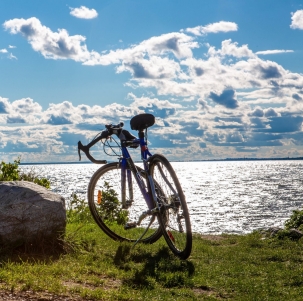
{"left": 185, "top": 157, "right": 303, "bottom": 162}
{"left": 19, "top": 157, "right": 303, "bottom": 165}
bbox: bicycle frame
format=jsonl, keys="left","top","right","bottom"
{"left": 120, "top": 131, "right": 155, "bottom": 211}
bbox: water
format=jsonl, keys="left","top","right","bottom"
{"left": 20, "top": 160, "right": 303, "bottom": 234}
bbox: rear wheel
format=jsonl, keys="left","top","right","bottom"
{"left": 88, "top": 162, "right": 162, "bottom": 243}
{"left": 149, "top": 154, "right": 192, "bottom": 259}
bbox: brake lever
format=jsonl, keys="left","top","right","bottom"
{"left": 78, "top": 141, "right": 86, "bottom": 161}
{"left": 78, "top": 147, "right": 81, "bottom": 161}
{"left": 77, "top": 140, "right": 107, "bottom": 164}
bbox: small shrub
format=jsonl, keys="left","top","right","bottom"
{"left": 99, "top": 181, "right": 128, "bottom": 225}
{"left": 0, "top": 158, "right": 20, "bottom": 181}
{"left": 276, "top": 229, "right": 291, "bottom": 240}
{"left": 67, "top": 193, "right": 93, "bottom": 223}
{"left": 0, "top": 158, "right": 50, "bottom": 189}
{"left": 19, "top": 167, "right": 51, "bottom": 189}
{"left": 66, "top": 182, "right": 129, "bottom": 225}
{"left": 284, "top": 209, "right": 303, "bottom": 230}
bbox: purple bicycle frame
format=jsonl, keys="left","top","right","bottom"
{"left": 120, "top": 134, "right": 154, "bottom": 210}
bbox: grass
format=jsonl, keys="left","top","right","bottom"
{"left": 1, "top": 221, "right": 303, "bottom": 300}
{"left": 1, "top": 159, "right": 303, "bottom": 300}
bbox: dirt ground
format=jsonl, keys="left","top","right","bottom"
{"left": 0, "top": 291, "right": 87, "bottom": 301}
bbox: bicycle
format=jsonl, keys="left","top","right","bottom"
{"left": 78, "top": 113, "right": 192, "bottom": 259}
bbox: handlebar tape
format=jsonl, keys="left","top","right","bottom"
{"left": 78, "top": 131, "right": 107, "bottom": 164}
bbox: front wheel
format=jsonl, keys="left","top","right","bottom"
{"left": 88, "top": 162, "right": 162, "bottom": 244}
{"left": 149, "top": 154, "right": 192, "bottom": 259}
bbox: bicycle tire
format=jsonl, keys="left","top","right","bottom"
{"left": 149, "top": 154, "right": 192, "bottom": 259}
{"left": 88, "top": 162, "right": 162, "bottom": 243}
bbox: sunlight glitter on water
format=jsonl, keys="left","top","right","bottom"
{"left": 21, "top": 160, "right": 303, "bottom": 234}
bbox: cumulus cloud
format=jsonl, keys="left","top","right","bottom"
{"left": 3, "top": 18, "right": 197, "bottom": 68}
{"left": 0, "top": 97, "right": 10, "bottom": 113}
{"left": 128, "top": 93, "right": 182, "bottom": 118}
{"left": 70, "top": 6, "right": 98, "bottom": 19}
{"left": 209, "top": 89, "right": 239, "bottom": 109}
{"left": 0, "top": 97, "right": 42, "bottom": 123}
{"left": 0, "top": 92, "right": 302, "bottom": 162}
{"left": 0, "top": 48, "right": 8, "bottom": 53}
{"left": 256, "top": 50, "right": 294, "bottom": 55}
{"left": 186, "top": 21, "right": 238, "bottom": 36}
{"left": 290, "top": 10, "right": 303, "bottom": 30}
{"left": 264, "top": 108, "right": 279, "bottom": 117}
{"left": 7, "top": 115, "right": 26, "bottom": 124}
{"left": 12, "top": 97, "right": 42, "bottom": 114}
{"left": 3, "top": 17, "right": 93, "bottom": 61}
{"left": 208, "top": 39, "right": 255, "bottom": 58}
{"left": 292, "top": 93, "right": 303, "bottom": 101}
{"left": 3, "top": 18, "right": 303, "bottom": 161}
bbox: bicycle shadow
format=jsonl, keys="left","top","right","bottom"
{"left": 113, "top": 243, "right": 195, "bottom": 288}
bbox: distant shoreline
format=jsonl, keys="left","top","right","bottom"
{"left": 20, "top": 157, "right": 303, "bottom": 165}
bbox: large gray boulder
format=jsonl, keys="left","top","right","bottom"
{"left": 0, "top": 181, "right": 66, "bottom": 247}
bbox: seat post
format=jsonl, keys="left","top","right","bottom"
{"left": 138, "top": 130, "right": 147, "bottom": 160}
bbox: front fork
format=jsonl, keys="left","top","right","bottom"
{"left": 121, "top": 157, "right": 156, "bottom": 210}
{"left": 121, "top": 159, "right": 134, "bottom": 209}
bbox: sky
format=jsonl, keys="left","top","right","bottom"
{"left": 1, "top": 0, "right": 303, "bottom": 163}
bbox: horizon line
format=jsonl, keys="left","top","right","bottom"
{"left": 19, "top": 156, "right": 303, "bottom": 165}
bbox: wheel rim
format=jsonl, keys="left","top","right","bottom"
{"left": 151, "top": 160, "right": 191, "bottom": 255}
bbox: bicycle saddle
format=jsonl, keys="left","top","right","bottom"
{"left": 130, "top": 113, "right": 155, "bottom": 131}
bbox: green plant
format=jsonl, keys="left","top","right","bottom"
{"left": 98, "top": 181, "right": 128, "bottom": 225}
{"left": 284, "top": 209, "right": 303, "bottom": 230}
{"left": 19, "top": 168, "right": 51, "bottom": 189}
{"left": 67, "top": 193, "right": 93, "bottom": 223}
{"left": 0, "top": 158, "right": 20, "bottom": 181}
{"left": 0, "top": 158, "right": 50, "bottom": 189}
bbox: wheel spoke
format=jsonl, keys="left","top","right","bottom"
{"left": 150, "top": 154, "right": 192, "bottom": 259}
{"left": 88, "top": 163, "right": 162, "bottom": 243}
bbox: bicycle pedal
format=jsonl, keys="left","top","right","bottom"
{"left": 124, "top": 222, "right": 137, "bottom": 230}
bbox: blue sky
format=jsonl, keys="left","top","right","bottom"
{"left": 1, "top": 0, "right": 303, "bottom": 163}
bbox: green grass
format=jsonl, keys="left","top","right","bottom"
{"left": 1, "top": 222, "right": 303, "bottom": 300}
{"left": 2, "top": 159, "right": 302, "bottom": 299}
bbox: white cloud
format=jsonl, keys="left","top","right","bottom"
{"left": 3, "top": 18, "right": 197, "bottom": 68}
{"left": 70, "top": 6, "right": 98, "bottom": 19}
{"left": 0, "top": 97, "right": 42, "bottom": 123}
{"left": 0, "top": 97, "right": 10, "bottom": 113}
{"left": 3, "top": 18, "right": 303, "bottom": 161}
{"left": 8, "top": 45, "right": 16, "bottom": 48}
{"left": 208, "top": 39, "right": 255, "bottom": 58}
{"left": 12, "top": 97, "right": 42, "bottom": 115}
{"left": 116, "top": 55, "right": 181, "bottom": 79}
{"left": 290, "top": 10, "right": 303, "bottom": 30}
{"left": 8, "top": 53, "right": 17, "bottom": 60}
{"left": 1, "top": 91, "right": 303, "bottom": 162}
{"left": 256, "top": 50, "right": 294, "bottom": 55}
{"left": 0, "top": 48, "right": 17, "bottom": 59}
{"left": 84, "top": 32, "right": 199, "bottom": 66}
{"left": 3, "top": 17, "right": 93, "bottom": 62}
{"left": 186, "top": 21, "right": 238, "bottom": 36}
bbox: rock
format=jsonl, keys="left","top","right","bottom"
{"left": 289, "top": 228, "right": 303, "bottom": 239}
{"left": 268, "top": 227, "right": 283, "bottom": 237}
{"left": 258, "top": 227, "right": 282, "bottom": 237}
{"left": 0, "top": 181, "right": 66, "bottom": 247}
